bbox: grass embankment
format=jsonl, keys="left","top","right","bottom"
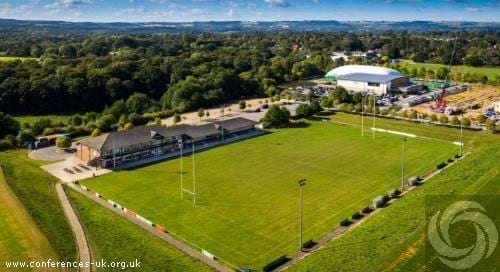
{"left": 287, "top": 113, "right": 499, "bottom": 272}
{"left": 0, "top": 167, "right": 58, "bottom": 271}
{"left": 0, "top": 150, "right": 77, "bottom": 263}
{"left": 81, "top": 114, "right": 457, "bottom": 269}
{"left": 67, "top": 189, "right": 214, "bottom": 272}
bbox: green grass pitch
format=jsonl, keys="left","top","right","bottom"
{"left": 81, "top": 115, "right": 459, "bottom": 269}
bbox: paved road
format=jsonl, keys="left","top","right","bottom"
{"left": 29, "top": 142, "right": 77, "bottom": 161}
{"left": 55, "top": 183, "right": 91, "bottom": 272}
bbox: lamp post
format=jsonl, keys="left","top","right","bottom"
{"left": 460, "top": 113, "right": 464, "bottom": 157}
{"left": 179, "top": 137, "right": 183, "bottom": 199}
{"left": 372, "top": 94, "right": 376, "bottom": 139}
{"left": 111, "top": 124, "right": 118, "bottom": 169}
{"left": 298, "top": 178, "right": 306, "bottom": 251}
{"left": 361, "top": 91, "right": 366, "bottom": 137}
{"left": 221, "top": 107, "right": 225, "bottom": 142}
{"left": 192, "top": 141, "right": 196, "bottom": 205}
{"left": 401, "top": 137, "right": 407, "bottom": 191}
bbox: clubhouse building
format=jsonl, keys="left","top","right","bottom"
{"left": 76, "top": 117, "right": 258, "bottom": 168}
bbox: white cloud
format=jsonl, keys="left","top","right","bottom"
{"left": 0, "top": 2, "right": 36, "bottom": 18}
{"left": 227, "top": 8, "right": 234, "bottom": 16}
{"left": 466, "top": 6, "right": 479, "bottom": 12}
{"left": 264, "top": 0, "right": 290, "bottom": 7}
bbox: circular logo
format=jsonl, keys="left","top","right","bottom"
{"left": 428, "top": 201, "right": 498, "bottom": 269}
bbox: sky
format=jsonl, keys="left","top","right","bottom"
{"left": 0, "top": 0, "right": 498, "bottom": 22}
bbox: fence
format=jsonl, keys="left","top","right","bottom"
{"left": 72, "top": 183, "right": 238, "bottom": 271}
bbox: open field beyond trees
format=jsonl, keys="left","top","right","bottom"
{"left": 81, "top": 113, "right": 459, "bottom": 269}
{"left": 13, "top": 114, "right": 74, "bottom": 127}
{"left": 0, "top": 56, "right": 38, "bottom": 62}
{"left": 398, "top": 61, "right": 500, "bottom": 81}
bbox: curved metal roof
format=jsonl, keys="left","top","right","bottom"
{"left": 336, "top": 73, "right": 406, "bottom": 83}
{"left": 325, "top": 65, "right": 403, "bottom": 79}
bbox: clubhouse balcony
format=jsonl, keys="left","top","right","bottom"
{"left": 76, "top": 117, "right": 259, "bottom": 169}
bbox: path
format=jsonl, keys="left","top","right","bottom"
{"left": 55, "top": 182, "right": 91, "bottom": 272}
{"left": 67, "top": 182, "right": 232, "bottom": 272}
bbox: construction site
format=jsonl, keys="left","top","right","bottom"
{"left": 411, "top": 84, "right": 500, "bottom": 118}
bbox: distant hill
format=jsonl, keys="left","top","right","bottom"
{"left": 0, "top": 19, "right": 499, "bottom": 34}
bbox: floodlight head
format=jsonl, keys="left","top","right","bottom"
{"left": 402, "top": 136, "right": 407, "bottom": 142}
{"left": 298, "top": 178, "right": 306, "bottom": 186}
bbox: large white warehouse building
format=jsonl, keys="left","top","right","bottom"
{"left": 325, "top": 65, "right": 409, "bottom": 95}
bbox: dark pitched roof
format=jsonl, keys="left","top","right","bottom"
{"left": 185, "top": 123, "right": 219, "bottom": 139}
{"left": 78, "top": 117, "right": 256, "bottom": 152}
{"left": 78, "top": 133, "right": 109, "bottom": 151}
{"left": 336, "top": 73, "right": 406, "bottom": 83}
{"left": 216, "top": 117, "right": 258, "bottom": 131}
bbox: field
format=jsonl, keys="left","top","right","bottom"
{"left": 67, "top": 189, "right": 213, "bottom": 272}
{"left": 0, "top": 150, "right": 77, "bottom": 263}
{"left": 81, "top": 114, "right": 459, "bottom": 269}
{"left": 13, "top": 114, "right": 73, "bottom": 126}
{"left": 0, "top": 167, "right": 58, "bottom": 271}
{"left": 398, "top": 61, "right": 500, "bottom": 80}
{"left": 0, "top": 56, "right": 38, "bottom": 62}
{"left": 287, "top": 114, "right": 499, "bottom": 272}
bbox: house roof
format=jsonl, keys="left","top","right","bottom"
{"left": 78, "top": 133, "right": 110, "bottom": 151}
{"left": 215, "top": 117, "right": 258, "bottom": 131}
{"left": 186, "top": 123, "right": 219, "bottom": 139}
{"left": 336, "top": 73, "right": 406, "bottom": 83}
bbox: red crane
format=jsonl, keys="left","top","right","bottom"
{"left": 433, "top": 84, "right": 449, "bottom": 112}
{"left": 432, "top": 36, "right": 457, "bottom": 113}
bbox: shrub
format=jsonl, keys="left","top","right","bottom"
{"left": 437, "top": 162, "right": 447, "bottom": 169}
{"left": 124, "top": 122, "right": 134, "bottom": 130}
{"left": 91, "top": 128, "right": 102, "bottom": 137}
{"left": 43, "top": 127, "right": 56, "bottom": 136}
{"left": 262, "top": 105, "right": 291, "bottom": 128}
{"left": 0, "top": 139, "right": 15, "bottom": 151}
{"left": 362, "top": 206, "right": 373, "bottom": 214}
{"left": 352, "top": 212, "right": 362, "bottom": 220}
{"left": 340, "top": 219, "right": 351, "bottom": 227}
{"left": 55, "top": 136, "right": 71, "bottom": 149}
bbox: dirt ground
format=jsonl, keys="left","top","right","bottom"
{"left": 161, "top": 98, "right": 288, "bottom": 126}
{"left": 411, "top": 84, "right": 500, "bottom": 118}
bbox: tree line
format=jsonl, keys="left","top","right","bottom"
{"left": 1, "top": 31, "right": 498, "bottom": 115}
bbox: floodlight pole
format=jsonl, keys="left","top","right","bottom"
{"left": 361, "top": 91, "right": 365, "bottom": 137}
{"left": 221, "top": 107, "right": 225, "bottom": 142}
{"left": 112, "top": 125, "right": 117, "bottom": 169}
{"left": 459, "top": 113, "right": 464, "bottom": 157}
{"left": 372, "top": 94, "right": 376, "bottom": 139}
{"left": 180, "top": 137, "right": 183, "bottom": 199}
{"left": 192, "top": 142, "right": 196, "bottom": 205}
{"left": 298, "top": 178, "right": 306, "bottom": 252}
{"left": 401, "top": 137, "right": 407, "bottom": 191}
